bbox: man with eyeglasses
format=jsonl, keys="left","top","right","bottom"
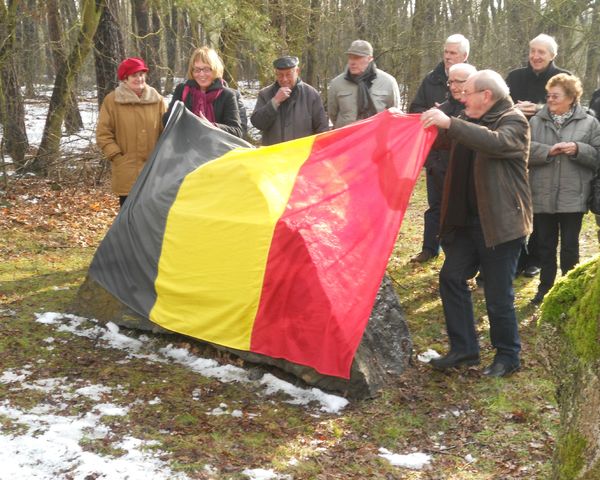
{"left": 409, "top": 34, "right": 470, "bottom": 264}
{"left": 421, "top": 70, "right": 532, "bottom": 378}
{"left": 431, "top": 63, "right": 477, "bottom": 150}
{"left": 251, "top": 56, "right": 328, "bottom": 146}
{"left": 506, "top": 34, "right": 571, "bottom": 278}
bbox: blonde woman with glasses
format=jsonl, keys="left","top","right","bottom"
{"left": 163, "top": 46, "right": 242, "bottom": 137}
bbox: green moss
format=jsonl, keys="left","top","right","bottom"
{"left": 556, "top": 431, "right": 586, "bottom": 480}
{"left": 540, "top": 257, "right": 600, "bottom": 363}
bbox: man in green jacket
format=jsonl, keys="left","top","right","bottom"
{"left": 421, "top": 70, "right": 532, "bottom": 378}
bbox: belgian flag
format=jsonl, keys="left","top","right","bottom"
{"left": 90, "top": 102, "right": 436, "bottom": 379}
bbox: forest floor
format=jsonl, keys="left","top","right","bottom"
{"left": 2, "top": 170, "right": 598, "bottom": 479}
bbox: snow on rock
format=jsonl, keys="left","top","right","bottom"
{"left": 35, "top": 312, "right": 349, "bottom": 414}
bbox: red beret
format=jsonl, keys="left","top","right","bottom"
{"left": 117, "top": 57, "right": 148, "bottom": 81}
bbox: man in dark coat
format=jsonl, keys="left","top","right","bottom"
{"left": 506, "top": 34, "right": 571, "bottom": 277}
{"left": 251, "top": 56, "right": 328, "bottom": 146}
{"left": 590, "top": 88, "right": 600, "bottom": 120}
{"left": 421, "top": 70, "right": 532, "bottom": 378}
{"left": 409, "top": 34, "right": 470, "bottom": 263}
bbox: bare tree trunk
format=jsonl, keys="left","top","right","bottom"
{"left": 131, "top": 0, "right": 161, "bottom": 90}
{"left": 149, "top": 5, "right": 162, "bottom": 90}
{"left": 583, "top": 5, "right": 600, "bottom": 100}
{"left": 18, "top": 0, "right": 38, "bottom": 97}
{"left": 0, "top": 0, "right": 28, "bottom": 168}
{"left": 268, "top": 0, "right": 287, "bottom": 51}
{"left": 46, "top": 0, "right": 83, "bottom": 135}
{"left": 219, "top": 26, "right": 239, "bottom": 88}
{"left": 31, "top": 0, "right": 102, "bottom": 174}
{"left": 93, "top": 0, "right": 124, "bottom": 107}
{"left": 163, "top": 1, "right": 177, "bottom": 94}
{"left": 303, "top": 0, "right": 320, "bottom": 88}
{"left": 62, "top": 0, "right": 84, "bottom": 134}
{"left": 179, "top": 8, "right": 195, "bottom": 60}
{"left": 405, "top": 0, "right": 435, "bottom": 105}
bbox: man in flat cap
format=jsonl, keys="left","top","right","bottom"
{"left": 327, "top": 40, "right": 400, "bottom": 129}
{"left": 251, "top": 55, "right": 328, "bottom": 146}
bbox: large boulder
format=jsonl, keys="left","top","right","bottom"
{"left": 71, "top": 274, "right": 412, "bottom": 399}
{"left": 537, "top": 256, "right": 600, "bottom": 479}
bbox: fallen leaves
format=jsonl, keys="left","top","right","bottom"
{"left": 0, "top": 178, "right": 118, "bottom": 249}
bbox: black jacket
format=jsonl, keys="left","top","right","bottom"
{"left": 432, "top": 96, "right": 465, "bottom": 151}
{"left": 590, "top": 89, "right": 600, "bottom": 121}
{"left": 163, "top": 79, "right": 243, "bottom": 138}
{"left": 505, "top": 61, "right": 570, "bottom": 104}
{"left": 251, "top": 80, "right": 328, "bottom": 146}
{"left": 409, "top": 62, "right": 449, "bottom": 113}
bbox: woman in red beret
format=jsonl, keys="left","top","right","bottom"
{"left": 163, "top": 47, "right": 243, "bottom": 137}
{"left": 96, "top": 57, "right": 166, "bottom": 207}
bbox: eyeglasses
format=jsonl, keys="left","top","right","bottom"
{"left": 461, "top": 89, "right": 484, "bottom": 97}
{"left": 193, "top": 67, "right": 212, "bottom": 74}
{"left": 546, "top": 93, "right": 565, "bottom": 101}
{"left": 447, "top": 79, "right": 467, "bottom": 86}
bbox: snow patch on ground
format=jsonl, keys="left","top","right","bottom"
{"left": 35, "top": 312, "right": 349, "bottom": 414}
{"left": 378, "top": 447, "right": 432, "bottom": 470}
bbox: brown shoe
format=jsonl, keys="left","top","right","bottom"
{"left": 410, "top": 250, "right": 435, "bottom": 263}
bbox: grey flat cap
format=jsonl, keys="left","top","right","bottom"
{"left": 346, "top": 40, "right": 373, "bottom": 57}
{"left": 273, "top": 56, "right": 299, "bottom": 69}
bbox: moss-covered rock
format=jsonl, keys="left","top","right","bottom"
{"left": 538, "top": 255, "right": 600, "bottom": 479}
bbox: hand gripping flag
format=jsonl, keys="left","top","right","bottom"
{"left": 90, "top": 102, "right": 437, "bottom": 379}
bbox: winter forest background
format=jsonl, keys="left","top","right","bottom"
{"left": 0, "top": 0, "right": 599, "bottom": 176}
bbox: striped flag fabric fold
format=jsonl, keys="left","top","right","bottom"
{"left": 90, "top": 102, "right": 436, "bottom": 379}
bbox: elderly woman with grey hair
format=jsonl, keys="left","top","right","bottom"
{"left": 528, "top": 73, "right": 600, "bottom": 305}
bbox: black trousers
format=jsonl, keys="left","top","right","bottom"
{"left": 534, "top": 212, "right": 584, "bottom": 295}
{"left": 422, "top": 154, "right": 448, "bottom": 255}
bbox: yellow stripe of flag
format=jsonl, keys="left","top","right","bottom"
{"left": 150, "top": 135, "right": 316, "bottom": 349}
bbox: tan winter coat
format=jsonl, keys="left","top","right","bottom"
{"left": 96, "top": 83, "right": 166, "bottom": 195}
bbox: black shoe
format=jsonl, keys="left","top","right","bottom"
{"left": 430, "top": 351, "right": 480, "bottom": 370}
{"left": 523, "top": 266, "right": 541, "bottom": 277}
{"left": 482, "top": 361, "right": 520, "bottom": 378}
{"left": 410, "top": 250, "right": 436, "bottom": 263}
{"left": 530, "top": 292, "right": 546, "bottom": 305}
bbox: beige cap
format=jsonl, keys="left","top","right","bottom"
{"left": 346, "top": 40, "right": 373, "bottom": 57}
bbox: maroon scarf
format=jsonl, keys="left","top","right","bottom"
{"left": 188, "top": 82, "right": 223, "bottom": 122}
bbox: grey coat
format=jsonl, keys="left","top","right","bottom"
{"left": 250, "top": 80, "right": 328, "bottom": 146}
{"left": 529, "top": 104, "right": 600, "bottom": 213}
{"left": 441, "top": 97, "right": 533, "bottom": 248}
{"left": 327, "top": 68, "right": 400, "bottom": 129}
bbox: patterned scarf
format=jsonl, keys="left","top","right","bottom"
{"left": 549, "top": 105, "right": 575, "bottom": 130}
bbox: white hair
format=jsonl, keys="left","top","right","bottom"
{"left": 530, "top": 34, "right": 558, "bottom": 58}
{"left": 471, "top": 70, "right": 510, "bottom": 101}
{"left": 445, "top": 34, "right": 470, "bottom": 56}
{"left": 449, "top": 63, "right": 477, "bottom": 77}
